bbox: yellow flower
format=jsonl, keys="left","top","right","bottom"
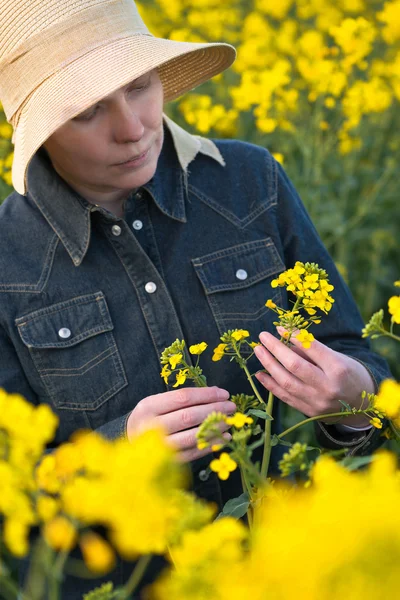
{"left": 370, "top": 417, "right": 383, "bottom": 429}
{"left": 265, "top": 299, "right": 277, "bottom": 309}
{"left": 80, "top": 532, "right": 116, "bottom": 574}
{"left": 169, "top": 353, "right": 183, "bottom": 369}
{"left": 212, "top": 343, "right": 227, "bottom": 361}
{"left": 189, "top": 342, "right": 208, "bottom": 355}
{"left": 173, "top": 369, "right": 189, "bottom": 388}
{"left": 225, "top": 413, "right": 254, "bottom": 428}
{"left": 3, "top": 519, "right": 30, "bottom": 557}
{"left": 373, "top": 379, "right": 400, "bottom": 420}
{"left": 272, "top": 152, "right": 284, "bottom": 164}
{"left": 44, "top": 516, "right": 77, "bottom": 551}
{"left": 295, "top": 329, "right": 315, "bottom": 349}
{"left": 388, "top": 296, "right": 400, "bottom": 324}
{"left": 160, "top": 364, "right": 172, "bottom": 384}
{"left": 231, "top": 329, "right": 250, "bottom": 341}
{"left": 210, "top": 453, "right": 237, "bottom": 480}
{"left": 36, "top": 496, "right": 59, "bottom": 522}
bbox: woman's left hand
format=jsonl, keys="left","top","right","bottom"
{"left": 253, "top": 328, "right": 375, "bottom": 427}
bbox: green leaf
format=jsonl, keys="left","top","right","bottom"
{"left": 248, "top": 434, "right": 265, "bottom": 451}
{"left": 248, "top": 409, "right": 273, "bottom": 420}
{"left": 271, "top": 434, "right": 280, "bottom": 446}
{"left": 338, "top": 399, "right": 352, "bottom": 411}
{"left": 339, "top": 455, "right": 374, "bottom": 471}
{"left": 215, "top": 492, "right": 250, "bottom": 520}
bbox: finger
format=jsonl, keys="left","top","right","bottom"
{"left": 254, "top": 339, "right": 316, "bottom": 400}
{"left": 276, "top": 326, "right": 334, "bottom": 373}
{"left": 143, "top": 386, "right": 231, "bottom": 417}
{"left": 168, "top": 421, "right": 231, "bottom": 451}
{"left": 257, "top": 331, "right": 324, "bottom": 388}
{"left": 177, "top": 432, "right": 232, "bottom": 464}
{"left": 255, "top": 371, "right": 314, "bottom": 416}
{"left": 155, "top": 401, "right": 236, "bottom": 435}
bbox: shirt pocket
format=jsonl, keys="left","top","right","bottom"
{"left": 192, "top": 238, "right": 285, "bottom": 352}
{"left": 15, "top": 292, "right": 127, "bottom": 410}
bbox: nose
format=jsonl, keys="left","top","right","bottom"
{"left": 112, "top": 99, "right": 145, "bottom": 144}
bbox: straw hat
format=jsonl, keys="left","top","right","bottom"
{"left": 0, "top": 0, "right": 236, "bottom": 195}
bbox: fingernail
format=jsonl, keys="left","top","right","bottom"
{"left": 217, "top": 388, "right": 230, "bottom": 401}
{"left": 254, "top": 344, "right": 264, "bottom": 357}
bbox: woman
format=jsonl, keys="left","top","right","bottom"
{"left": 0, "top": 0, "right": 391, "bottom": 595}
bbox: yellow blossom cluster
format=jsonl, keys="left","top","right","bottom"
{"left": 0, "top": 389, "right": 58, "bottom": 556}
{"left": 159, "top": 339, "right": 207, "bottom": 387}
{"left": 196, "top": 410, "right": 254, "bottom": 458}
{"left": 151, "top": 452, "right": 400, "bottom": 600}
{"left": 211, "top": 329, "right": 255, "bottom": 362}
{"left": 265, "top": 262, "right": 334, "bottom": 348}
{"left": 0, "top": 389, "right": 214, "bottom": 576}
{"left": 36, "top": 428, "right": 211, "bottom": 560}
{"left": 271, "top": 261, "right": 335, "bottom": 314}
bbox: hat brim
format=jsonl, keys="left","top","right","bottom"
{"left": 12, "top": 35, "right": 236, "bottom": 195}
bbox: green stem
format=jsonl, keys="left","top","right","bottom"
{"left": 261, "top": 391, "right": 274, "bottom": 479}
{"left": 120, "top": 554, "right": 152, "bottom": 599}
{"left": 0, "top": 575, "right": 21, "bottom": 600}
{"left": 278, "top": 410, "right": 370, "bottom": 439}
{"left": 242, "top": 363, "right": 265, "bottom": 406}
{"left": 384, "top": 331, "right": 400, "bottom": 342}
{"left": 240, "top": 469, "right": 253, "bottom": 530}
{"left": 49, "top": 551, "right": 69, "bottom": 600}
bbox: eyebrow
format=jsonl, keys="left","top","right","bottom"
{"left": 73, "top": 74, "right": 151, "bottom": 117}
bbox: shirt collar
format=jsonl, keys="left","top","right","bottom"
{"left": 26, "top": 114, "right": 226, "bottom": 266}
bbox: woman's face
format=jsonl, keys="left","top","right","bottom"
{"left": 43, "top": 69, "right": 164, "bottom": 203}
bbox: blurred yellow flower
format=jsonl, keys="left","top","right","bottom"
{"left": 373, "top": 379, "right": 400, "bottom": 420}
{"left": 225, "top": 413, "right": 254, "bottom": 428}
{"left": 44, "top": 516, "right": 77, "bottom": 551}
{"left": 210, "top": 452, "right": 237, "bottom": 480}
{"left": 80, "top": 532, "right": 116, "bottom": 574}
{"left": 388, "top": 296, "right": 400, "bottom": 324}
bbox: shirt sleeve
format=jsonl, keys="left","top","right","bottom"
{"left": 274, "top": 161, "right": 391, "bottom": 455}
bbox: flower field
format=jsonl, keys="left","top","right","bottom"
{"left": 1, "top": 0, "right": 399, "bottom": 370}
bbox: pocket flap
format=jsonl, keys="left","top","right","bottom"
{"left": 192, "top": 238, "right": 284, "bottom": 294}
{"left": 16, "top": 292, "right": 113, "bottom": 349}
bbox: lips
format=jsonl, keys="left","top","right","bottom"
{"left": 117, "top": 149, "right": 148, "bottom": 164}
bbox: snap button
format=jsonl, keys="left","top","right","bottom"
{"left": 58, "top": 327, "right": 71, "bottom": 339}
{"left": 236, "top": 269, "right": 248, "bottom": 280}
{"left": 132, "top": 220, "right": 143, "bottom": 231}
{"left": 198, "top": 469, "right": 210, "bottom": 481}
{"left": 145, "top": 281, "right": 157, "bottom": 294}
{"left": 135, "top": 190, "right": 143, "bottom": 200}
{"left": 112, "top": 225, "right": 122, "bottom": 236}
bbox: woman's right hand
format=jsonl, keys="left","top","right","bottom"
{"left": 126, "top": 386, "right": 236, "bottom": 462}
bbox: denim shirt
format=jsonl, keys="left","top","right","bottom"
{"left": 0, "top": 118, "right": 391, "bottom": 500}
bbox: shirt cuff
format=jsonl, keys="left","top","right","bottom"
{"left": 334, "top": 423, "right": 373, "bottom": 433}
